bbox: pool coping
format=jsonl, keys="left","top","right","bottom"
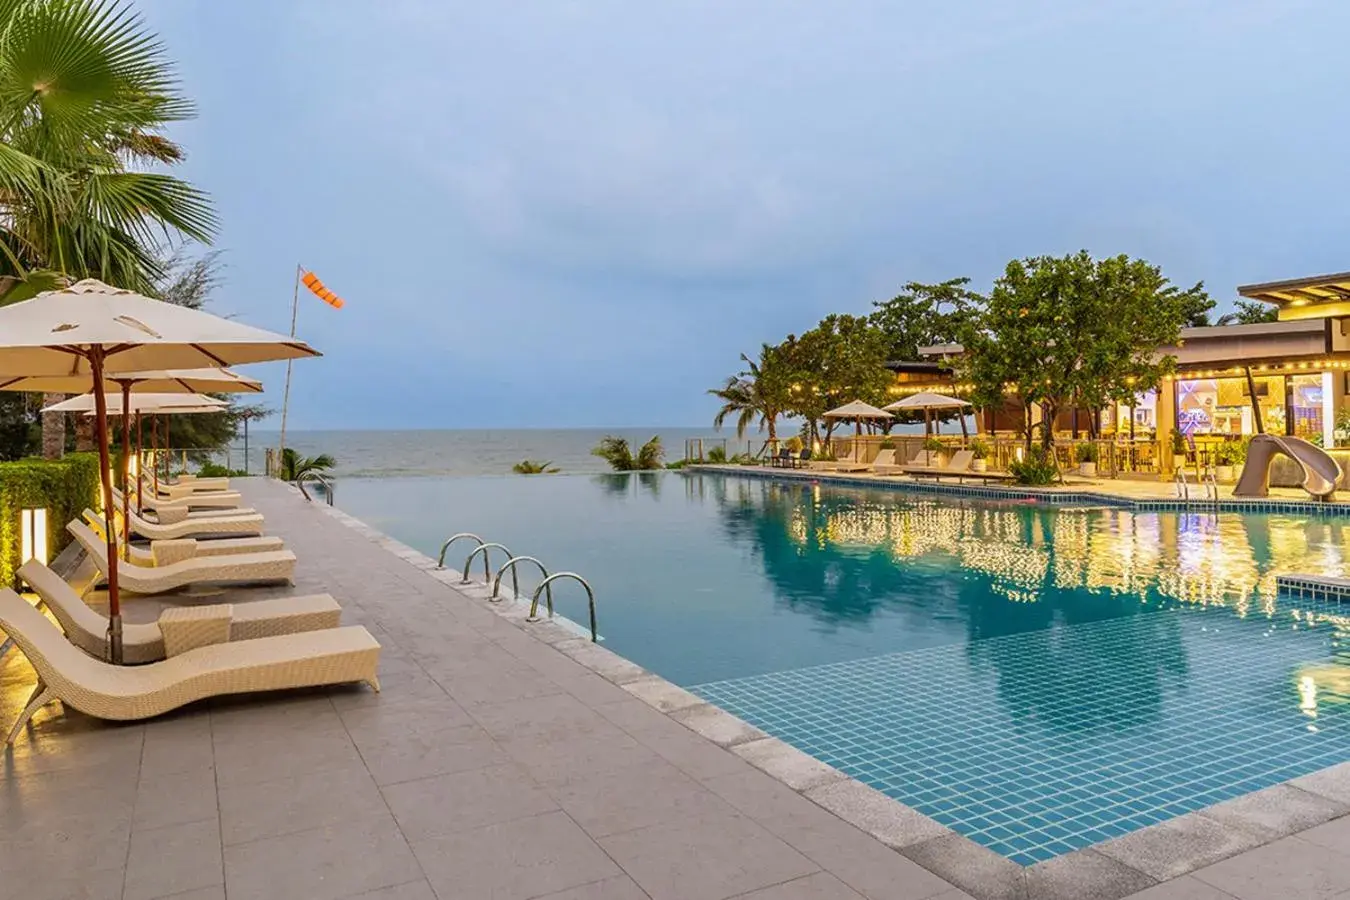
{"left": 694, "top": 463, "right": 1350, "bottom": 517}
{"left": 311, "top": 489, "right": 1350, "bottom": 900}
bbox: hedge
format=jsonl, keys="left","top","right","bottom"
{"left": 0, "top": 453, "right": 102, "bottom": 588}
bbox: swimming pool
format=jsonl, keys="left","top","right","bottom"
{"left": 336, "top": 471, "right": 1350, "bottom": 865}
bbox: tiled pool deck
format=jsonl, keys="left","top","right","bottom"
{"left": 2, "top": 478, "right": 1350, "bottom": 900}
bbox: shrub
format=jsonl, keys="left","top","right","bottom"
{"left": 923, "top": 437, "right": 944, "bottom": 452}
{"left": 785, "top": 436, "right": 803, "bottom": 453}
{"left": 879, "top": 438, "right": 896, "bottom": 450}
{"left": 1075, "top": 443, "right": 1098, "bottom": 463}
{"left": 512, "top": 460, "right": 559, "bottom": 474}
{"left": 1170, "top": 430, "right": 1186, "bottom": 455}
{"left": 706, "top": 446, "right": 728, "bottom": 463}
{"left": 1010, "top": 448, "right": 1058, "bottom": 485}
{"left": 592, "top": 436, "right": 664, "bottom": 471}
{"left": 969, "top": 439, "right": 990, "bottom": 460}
{"left": 197, "top": 461, "right": 248, "bottom": 478}
{"left": 0, "top": 453, "right": 101, "bottom": 587}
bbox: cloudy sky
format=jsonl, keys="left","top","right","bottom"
{"left": 142, "top": 1, "right": 1347, "bottom": 430}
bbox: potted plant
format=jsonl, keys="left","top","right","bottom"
{"left": 1213, "top": 441, "right": 1239, "bottom": 482}
{"left": 969, "top": 438, "right": 990, "bottom": 473}
{"left": 1170, "top": 430, "right": 1187, "bottom": 470}
{"left": 1075, "top": 442, "right": 1098, "bottom": 477}
{"left": 923, "top": 436, "right": 945, "bottom": 467}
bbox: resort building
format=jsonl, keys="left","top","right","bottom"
{"left": 888, "top": 271, "right": 1350, "bottom": 474}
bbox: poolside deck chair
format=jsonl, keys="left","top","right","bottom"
{"left": 138, "top": 477, "right": 243, "bottom": 510}
{"left": 151, "top": 478, "right": 233, "bottom": 498}
{"left": 112, "top": 500, "right": 266, "bottom": 540}
{"left": 792, "top": 449, "right": 813, "bottom": 469}
{"left": 19, "top": 560, "right": 341, "bottom": 665}
{"left": 69, "top": 520, "right": 296, "bottom": 593}
{"left": 116, "top": 486, "right": 257, "bottom": 520}
{"left": 904, "top": 450, "right": 974, "bottom": 480}
{"left": 769, "top": 449, "right": 793, "bottom": 468}
{"left": 0, "top": 587, "right": 378, "bottom": 744}
{"left": 84, "top": 511, "right": 283, "bottom": 565}
{"left": 869, "top": 449, "right": 906, "bottom": 476}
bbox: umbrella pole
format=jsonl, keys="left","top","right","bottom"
{"left": 89, "top": 351, "right": 122, "bottom": 664}
{"left": 150, "top": 413, "right": 159, "bottom": 499}
{"left": 120, "top": 383, "right": 132, "bottom": 561}
{"left": 135, "top": 411, "right": 144, "bottom": 514}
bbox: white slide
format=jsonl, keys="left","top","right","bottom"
{"left": 1232, "top": 434, "right": 1342, "bottom": 500}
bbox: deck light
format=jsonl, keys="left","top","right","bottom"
{"left": 20, "top": 507, "right": 48, "bottom": 566}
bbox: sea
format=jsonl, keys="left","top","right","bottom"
{"left": 217, "top": 428, "right": 764, "bottom": 478}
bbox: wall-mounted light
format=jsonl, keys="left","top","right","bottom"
{"left": 20, "top": 508, "right": 48, "bottom": 566}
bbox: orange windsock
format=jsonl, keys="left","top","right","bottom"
{"left": 301, "top": 271, "right": 345, "bottom": 309}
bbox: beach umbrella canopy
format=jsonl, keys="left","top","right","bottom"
{"left": 43, "top": 393, "right": 227, "bottom": 415}
{"left": 0, "top": 366, "right": 263, "bottom": 395}
{"left": 883, "top": 392, "right": 971, "bottom": 412}
{"left": 885, "top": 392, "right": 972, "bottom": 437}
{"left": 0, "top": 279, "right": 319, "bottom": 664}
{"left": 823, "top": 401, "right": 893, "bottom": 460}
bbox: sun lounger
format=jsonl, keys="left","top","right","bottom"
{"left": 19, "top": 560, "right": 342, "bottom": 665}
{"left": 111, "top": 500, "right": 266, "bottom": 540}
{"left": 869, "top": 448, "right": 906, "bottom": 475}
{"left": 0, "top": 587, "right": 378, "bottom": 744}
{"left": 83, "top": 511, "right": 283, "bottom": 564}
{"left": 116, "top": 486, "right": 257, "bottom": 520}
{"left": 69, "top": 520, "right": 296, "bottom": 593}
{"left": 163, "top": 474, "right": 231, "bottom": 491}
{"left": 137, "top": 478, "right": 243, "bottom": 510}
{"left": 904, "top": 450, "right": 975, "bottom": 480}
{"left": 151, "top": 478, "right": 233, "bottom": 498}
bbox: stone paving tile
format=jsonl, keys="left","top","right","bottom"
{"left": 535, "top": 875, "right": 654, "bottom": 899}
{"left": 1200, "top": 785, "right": 1347, "bottom": 840}
{"left": 350, "top": 718, "right": 502, "bottom": 786}
{"left": 1096, "top": 813, "right": 1266, "bottom": 882}
{"left": 218, "top": 763, "right": 387, "bottom": 846}
{"left": 598, "top": 805, "right": 821, "bottom": 900}
{"left": 1292, "top": 762, "right": 1350, "bottom": 806}
{"left": 123, "top": 817, "right": 223, "bottom": 900}
{"left": 1023, "top": 850, "right": 1157, "bottom": 900}
{"left": 412, "top": 809, "right": 622, "bottom": 900}
{"left": 731, "top": 872, "right": 869, "bottom": 898}
{"left": 1119, "top": 877, "right": 1239, "bottom": 899}
{"left": 1190, "top": 835, "right": 1350, "bottom": 900}
{"left": 223, "top": 813, "right": 423, "bottom": 900}
{"left": 338, "top": 881, "right": 438, "bottom": 899}
{"left": 548, "top": 757, "right": 738, "bottom": 838}
{"left": 381, "top": 762, "right": 559, "bottom": 839}
{"left": 132, "top": 764, "right": 219, "bottom": 831}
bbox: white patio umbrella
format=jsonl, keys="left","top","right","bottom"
{"left": 0, "top": 279, "right": 318, "bottom": 663}
{"left": 884, "top": 392, "right": 972, "bottom": 437}
{"left": 43, "top": 392, "right": 227, "bottom": 415}
{"left": 823, "top": 400, "right": 894, "bottom": 460}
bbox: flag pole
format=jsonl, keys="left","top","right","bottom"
{"left": 278, "top": 264, "right": 301, "bottom": 476}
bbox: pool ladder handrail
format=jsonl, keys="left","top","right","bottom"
{"left": 491, "top": 555, "right": 553, "bottom": 607}
{"left": 461, "top": 542, "right": 515, "bottom": 584}
{"left": 436, "top": 532, "right": 483, "bottom": 568}
{"left": 1201, "top": 466, "right": 1219, "bottom": 504}
{"left": 529, "top": 572, "right": 598, "bottom": 642}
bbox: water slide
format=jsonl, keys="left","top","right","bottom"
{"left": 1232, "top": 434, "right": 1343, "bottom": 500}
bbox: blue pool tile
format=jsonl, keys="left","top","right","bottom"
{"left": 692, "top": 605, "right": 1350, "bottom": 868}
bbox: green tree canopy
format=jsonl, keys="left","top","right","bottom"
{"left": 958, "top": 252, "right": 1206, "bottom": 449}
{"left": 708, "top": 343, "right": 793, "bottom": 441}
{"left": 870, "top": 277, "right": 981, "bottom": 362}
{"left": 779, "top": 314, "right": 893, "bottom": 440}
{"left": 1215, "top": 299, "right": 1278, "bottom": 325}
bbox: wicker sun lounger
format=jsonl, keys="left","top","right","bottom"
{"left": 150, "top": 478, "right": 234, "bottom": 498}
{"left": 70, "top": 521, "right": 296, "bottom": 593}
{"left": 19, "top": 560, "right": 342, "bottom": 665}
{"left": 170, "top": 474, "right": 231, "bottom": 491}
{"left": 0, "top": 587, "right": 379, "bottom": 744}
{"left": 111, "top": 501, "right": 266, "bottom": 540}
{"left": 136, "top": 479, "right": 243, "bottom": 510}
{"left": 115, "top": 487, "right": 258, "bottom": 521}
{"left": 83, "top": 511, "right": 283, "bottom": 564}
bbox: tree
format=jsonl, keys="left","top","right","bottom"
{"left": 1215, "top": 300, "right": 1278, "bottom": 326}
{"left": 278, "top": 448, "right": 335, "bottom": 482}
{"left": 958, "top": 252, "right": 1204, "bottom": 450}
{"left": 779, "top": 315, "right": 894, "bottom": 442}
{"left": 512, "top": 460, "right": 559, "bottom": 474}
{"left": 0, "top": 0, "right": 217, "bottom": 457}
{"left": 870, "top": 277, "right": 981, "bottom": 361}
{"left": 591, "top": 436, "right": 664, "bottom": 471}
{"left": 708, "top": 344, "right": 792, "bottom": 443}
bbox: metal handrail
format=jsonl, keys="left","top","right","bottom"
{"left": 1202, "top": 467, "right": 1219, "bottom": 503}
{"left": 491, "top": 555, "right": 553, "bottom": 606}
{"left": 1174, "top": 468, "right": 1190, "bottom": 500}
{"left": 437, "top": 533, "right": 483, "bottom": 568}
{"left": 297, "top": 473, "right": 334, "bottom": 505}
{"left": 529, "top": 572, "right": 597, "bottom": 642}
{"left": 461, "top": 542, "right": 514, "bottom": 584}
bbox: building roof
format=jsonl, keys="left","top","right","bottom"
{"left": 1237, "top": 272, "right": 1350, "bottom": 307}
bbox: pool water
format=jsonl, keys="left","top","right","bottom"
{"left": 336, "top": 471, "right": 1350, "bottom": 865}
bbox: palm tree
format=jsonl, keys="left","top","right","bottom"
{"left": 279, "top": 448, "right": 335, "bottom": 483}
{"left": 512, "top": 459, "right": 559, "bottom": 474}
{"left": 708, "top": 347, "right": 786, "bottom": 443}
{"left": 0, "top": 0, "right": 217, "bottom": 455}
{"left": 591, "top": 436, "right": 664, "bottom": 471}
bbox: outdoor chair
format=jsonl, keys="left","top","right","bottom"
{"left": 119, "top": 486, "right": 257, "bottom": 520}
{"left": 138, "top": 477, "right": 243, "bottom": 510}
{"left": 84, "top": 511, "right": 284, "bottom": 564}
{"left": 110, "top": 497, "right": 266, "bottom": 540}
{"left": 0, "top": 586, "right": 379, "bottom": 745}
{"left": 904, "top": 450, "right": 975, "bottom": 480}
{"left": 19, "top": 560, "right": 342, "bottom": 665}
{"left": 69, "top": 520, "right": 296, "bottom": 593}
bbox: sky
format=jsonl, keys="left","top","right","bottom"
{"left": 140, "top": 0, "right": 1350, "bottom": 430}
